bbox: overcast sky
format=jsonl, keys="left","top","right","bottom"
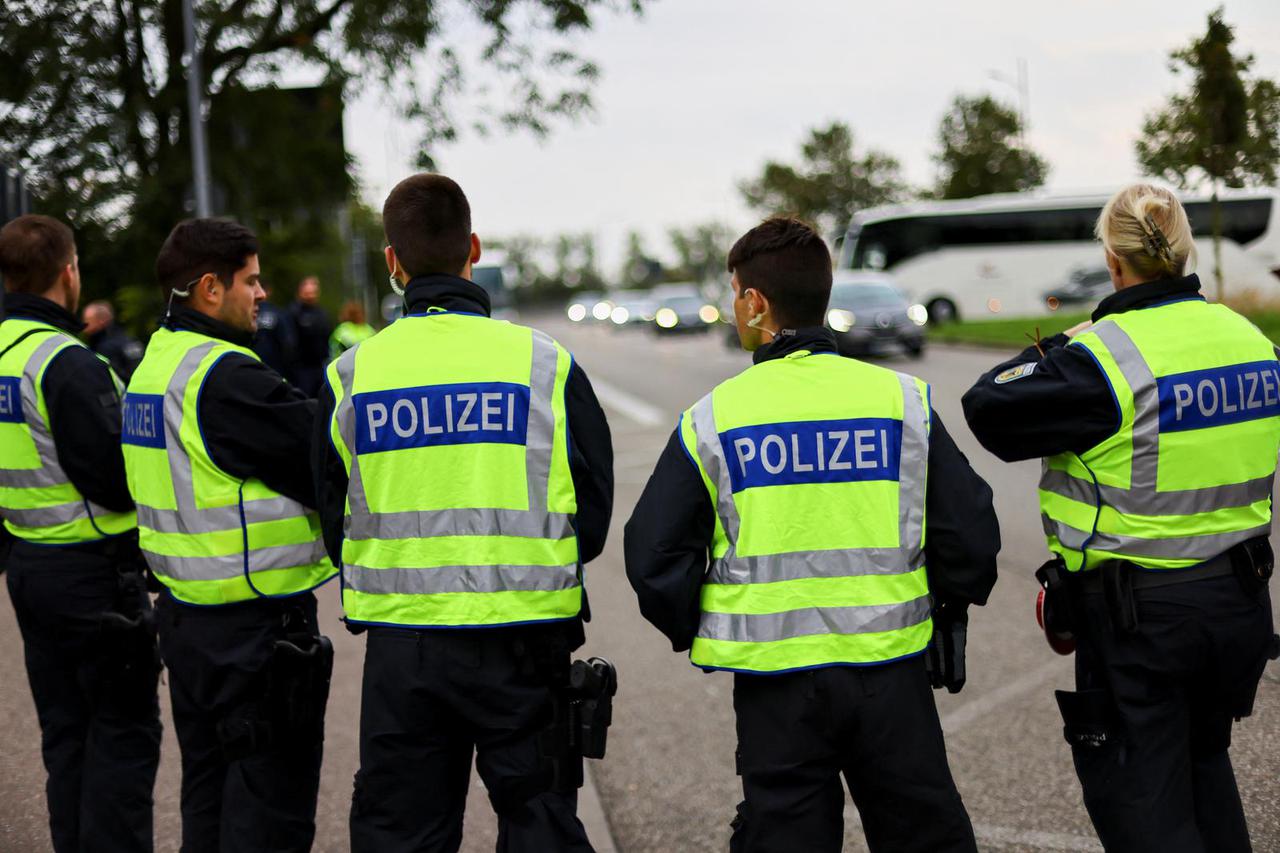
{"left": 343, "top": 0, "right": 1280, "bottom": 273}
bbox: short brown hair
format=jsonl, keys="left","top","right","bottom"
{"left": 727, "top": 217, "right": 832, "bottom": 327}
{"left": 0, "top": 214, "right": 75, "bottom": 294}
{"left": 382, "top": 174, "right": 472, "bottom": 278}
{"left": 155, "top": 218, "right": 259, "bottom": 299}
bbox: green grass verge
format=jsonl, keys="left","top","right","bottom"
{"left": 930, "top": 309, "right": 1280, "bottom": 348}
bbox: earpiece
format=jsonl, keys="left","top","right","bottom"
{"left": 389, "top": 273, "right": 405, "bottom": 297}
{"left": 746, "top": 312, "right": 766, "bottom": 329}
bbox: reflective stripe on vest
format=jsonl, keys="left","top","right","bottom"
{"left": 330, "top": 314, "right": 581, "bottom": 627}
{"left": 0, "top": 320, "right": 135, "bottom": 543}
{"left": 124, "top": 330, "right": 334, "bottom": 605}
{"left": 1039, "top": 302, "right": 1278, "bottom": 571}
{"left": 683, "top": 354, "right": 933, "bottom": 673}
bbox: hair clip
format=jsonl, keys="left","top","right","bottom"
{"left": 1141, "top": 214, "right": 1173, "bottom": 261}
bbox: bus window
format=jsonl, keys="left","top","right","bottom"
{"left": 1183, "top": 199, "right": 1273, "bottom": 245}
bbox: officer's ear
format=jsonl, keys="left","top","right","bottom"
{"left": 384, "top": 245, "right": 398, "bottom": 277}
{"left": 469, "top": 234, "right": 481, "bottom": 267}
{"left": 193, "top": 272, "right": 222, "bottom": 308}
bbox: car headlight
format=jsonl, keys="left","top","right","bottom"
{"left": 610, "top": 306, "right": 630, "bottom": 325}
{"left": 567, "top": 303, "right": 587, "bottom": 322}
{"left": 592, "top": 301, "right": 613, "bottom": 321}
{"left": 656, "top": 308, "right": 679, "bottom": 328}
{"left": 699, "top": 304, "right": 720, "bottom": 324}
{"left": 827, "top": 308, "right": 856, "bottom": 333}
{"left": 907, "top": 303, "right": 928, "bottom": 326}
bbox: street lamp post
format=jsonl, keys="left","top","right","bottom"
{"left": 988, "top": 58, "right": 1030, "bottom": 146}
{"left": 182, "top": 0, "right": 213, "bottom": 217}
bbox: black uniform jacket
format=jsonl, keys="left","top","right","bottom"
{"left": 2, "top": 292, "right": 135, "bottom": 523}
{"left": 311, "top": 275, "right": 615, "bottom": 638}
{"left": 164, "top": 306, "right": 319, "bottom": 508}
{"left": 624, "top": 327, "right": 1001, "bottom": 653}
{"left": 961, "top": 274, "right": 1226, "bottom": 463}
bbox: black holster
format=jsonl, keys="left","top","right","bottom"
{"left": 925, "top": 607, "right": 967, "bottom": 693}
{"left": 537, "top": 655, "right": 618, "bottom": 793}
{"left": 1035, "top": 557, "right": 1077, "bottom": 636}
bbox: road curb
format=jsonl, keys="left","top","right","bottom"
{"left": 580, "top": 760, "right": 617, "bottom": 853}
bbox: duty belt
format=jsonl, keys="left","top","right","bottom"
{"left": 1075, "top": 546, "right": 1242, "bottom": 595}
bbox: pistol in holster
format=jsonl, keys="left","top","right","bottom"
{"left": 539, "top": 656, "right": 619, "bottom": 792}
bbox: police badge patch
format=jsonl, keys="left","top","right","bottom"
{"left": 994, "top": 363, "right": 1036, "bottom": 384}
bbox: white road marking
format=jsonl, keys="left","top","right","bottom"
{"left": 591, "top": 378, "right": 668, "bottom": 427}
{"left": 939, "top": 656, "right": 1073, "bottom": 735}
{"left": 844, "top": 806, "right": 1101, "bottom": 851}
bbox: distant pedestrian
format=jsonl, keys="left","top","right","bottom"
{"left": 289, "top": 275, "right": 332, "bottom": 396}
{"left": 329, "top": 300, "right": 376, "bottom": 359}
{"left": 82, "top": 299, "right": 144, "bottom": 382}
{"left": 0, "top": 214, "right": 161, "bottom": 853}
{"left": 252, "top": 283, "right": 297, "bottom": 380}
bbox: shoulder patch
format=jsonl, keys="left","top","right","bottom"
{"left": 994, "top": 362, "right": 1037, "bottom": 384}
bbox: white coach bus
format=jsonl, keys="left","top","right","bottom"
{"left": 835, "top": 188, "right": 1280, "bottom": 321}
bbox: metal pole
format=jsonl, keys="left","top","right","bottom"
{"left": 1017, "top": 57, "right": 1030, "bottom": 143}
{"left": 182, "top": 0, "right": 213, "bottom": 217}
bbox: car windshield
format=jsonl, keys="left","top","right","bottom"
{"left": 830, "top": 283, "right": 904, "bottom": 309}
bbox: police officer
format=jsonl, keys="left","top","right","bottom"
{"left": 251, "top": 283, "right": 297, "bottom": 380}
{"left": 625, "top": 217, "right": 1000, "bottom": 853}
{"left": 289, "top": 275, "right": 332, "bottom": 397}
{"left": 962, "top": 184, "right": 1278, "bottom": 852}
{"left": 328, "top": 300, "right": 375, "bottom": 359}
{"left": 82, "top": 299, "right": 144, "bottom": 382}
{"left": 0, "top": 215, "right": 161, "bottom": 852}
{"left": 314, "top": 174, "right": 614, "bottom": 852}
{"left": 122, "top": 218, "right": 337, "bottom": 852}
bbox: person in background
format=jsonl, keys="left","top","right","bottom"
{"left": 288, "top": 275, "right": 332, "bottom": 396}
{"left": 251, "top": 283, "right": 296, "bottom": 381}
{"left": 82, "top": 299, "right": 144, "bottom": 382}
{"left": 0, "top": 215, "right": 161, "bottom": 853}
{"left": 329, "top": 300, "right": 376, "bottom": 359}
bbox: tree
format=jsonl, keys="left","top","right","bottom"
{"left": 620, "top": 230, "right": 662, "bottom": 288}
{"left": 667, "top": 221, "right": 733, "bottom": 283}
{"left": 0, "top": 0, "right": 643, "bottom": 326}
{"left": 739, "top": 122, "right": 907, "bottom": 235}
{"left": 1136, "top": 7, "right": 1280, "bottom": 300}
{"left": 933, "top": 94, "right": 1048, "bottom": 199}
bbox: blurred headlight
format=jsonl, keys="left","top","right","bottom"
{"left": 1046, "top": 296, "right": 1061, "bottom": 311}
{"left": 987, "top": 297, "right": 1002, "bottom": 314}
{"left": 610, "top": 306, "right": 630, "bottom": 325}
{"left": 567, "top": 304, "right": 587, "bottom": 322}
{"left": 827, "top": 308, "right": 856, "bottom": 333}
{"left": 699, "top": 304, "right": 720, "bottom": 324}
{"left": 592, "top": 301, "right": 613, "bottom": 321}
{"left": 907, "top": 303, "right": 928, "bottom": 326}
{"left": 656, "top": 308, "right": 679, "bottom": 329}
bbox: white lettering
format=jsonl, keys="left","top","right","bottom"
{"left": 1264, "top": 370, "right": 1278, "bottom": 407}
{"left": 420, "top": 399, "right": 443, "bottom": 435}
{"left": 1173, "top": 384, "right": 1193, "bottom": 421}
{"left": 456, "top": 393, "right": 478, "bottom": 432}
{"left": 828, "top": 430, "right": 851, "bottom": 471}
{"left": 761, "top": 435, "right": 786, "bottom": 474}
{"left": 815, "top": 432, "right": 825, "bottom": 471}
{"left": 791, "top": 433, "right": 814, "bottom": 473}
{"left": 507, "top": 393, "right": 516, "bottom": 431}
{"left": 853, "top": 429, "right": 877, "bottom": 469}
{"left": 881, "top": 429, "right": 889, "bottom": 468}
{"left": 1220, "top": 377, "right": 1238, "bottom": 413}
{"left": 1246, "top": 373, "right": 1260, "bottom": 409}
{"left": 1197, "top": 379, "right": 1218, "bottom": 417}
{"left": 0, "top": 384, "right": 12, "bottom": 414}
{"left": 445, "top": 396, "right": 453, "bottom": 432}
{"left": 481, "top": 392, "right": 502, "bottom": 431}
{"left": 733, "top": 437, "right": 756, "bottom": 478}
{"left": 392, "top": 399, "right": 418, "bottom": 438}
{"left": 366, "top": 403, "right": 388, "bottom": 441}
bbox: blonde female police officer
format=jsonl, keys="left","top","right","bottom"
{"left": 963, "top": 184, "right": 1279, "bottom": 852}
{"left": 625, "top": 216, "right": 1000, "bottom": 853}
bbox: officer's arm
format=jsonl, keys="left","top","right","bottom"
{"left": 312, "top": 379, "right": 347, "bottom": 566}
{"left": 565, "top": 361, "right": 614, "bottom": 564}
{"left": 960, "top": 335, "right": 1120, "bottom": 462}
{"left": 42, "top": 346, "right": 134, "bottom": 512}
{"left": 624, "top": 429, "right": 713, "bottom": 652}
{"left": 197, "top": 353, "right": 319, "bottom": 507}
{"left": 924, "top": 413, "right": 999, "bottom": 608}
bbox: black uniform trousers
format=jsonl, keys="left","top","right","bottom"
{"left": 5, "top": 538, "right": 162, "bottom": 853}
{"left": 730, "top": 655, "right": 977, "bottom": 853}
{"left": 156, "top": 590, "right": 325, "bottom": 853}
{"left": 350, "top": 626, "right": 594, "bottom": 853}
{"left": 1066, "top": 574, "right": 1274, "bottom": 853}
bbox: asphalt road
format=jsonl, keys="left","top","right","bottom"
{"left": 0, "top": 311, "right": 1277, "bottom": 852}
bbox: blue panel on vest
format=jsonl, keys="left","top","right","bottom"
{"left": 355, "top": 382, "right": 531, "bottom": 454}
{"left": 719, "top": 417, "right": 902, "bottom": 493}
{"left": 0, "top": 376, "right": 22, "bottom": 423}
{"left": 1157, "top": 360, "right": 1280, "bottom": 433}
{"left": 121, "top": 393, "right": 166, "bottom": 448}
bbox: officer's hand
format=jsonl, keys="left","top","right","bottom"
{"left": 926, "top": 601, "right": 968, "bottom": 694}
{"left": 1064, "top": 320, "right": 1093, "bottom": 338}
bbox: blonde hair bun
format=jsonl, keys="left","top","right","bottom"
{"left": 1094, "top": 183, "right": 1196, "bottom": 280}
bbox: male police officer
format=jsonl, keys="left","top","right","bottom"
{"left": 0, "top": 215, "right": 161, "bottom": 852}
{"left": 315, "top": 174, "right": 614, "bottom": 852}
{"left": 625, "top": 217, "right": 1000, "bottom": 853}
{"left": 962, "top": 184, "right": 1278, "bottom": 851}
{"left": 122, "top": 218, "right": 336, "bottom": 852}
